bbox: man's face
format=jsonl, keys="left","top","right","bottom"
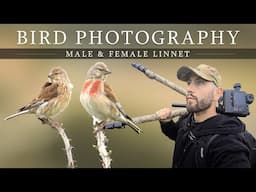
{"left": 186, "top": 75, "right": 216, "bottom": 113}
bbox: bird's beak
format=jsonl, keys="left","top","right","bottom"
{"left": 48, "top": 73, "right": 53, "bottom": 82}
{"left": 104, "top": 70, "right": 111, "bottom": 75}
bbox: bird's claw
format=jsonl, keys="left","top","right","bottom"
{"left": 38, "top": 117, "right": 48, "bottom": 124}
{"left": 52, "top": 121, "right": 63, "bottom": 128}
{"left": 93, "top": 123, "right": 105, "bottom": 134}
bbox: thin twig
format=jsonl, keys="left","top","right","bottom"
{"left": 93, "top": 120, "right": 112, "bottom": 168}
{"left": 39, "top": 117, "right": 75, "bottom": 168}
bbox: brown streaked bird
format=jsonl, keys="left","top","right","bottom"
{"left": 80, "top": 62, "right": 142, "bottom": 134}
{"left": 4, "top": 66, "right": 73, "bottom": 121}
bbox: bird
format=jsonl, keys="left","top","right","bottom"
{"left": 4, "top": 66, "right": 73, "bottom": 121}
{"left": 80, "top": 62, "right": 142, "bottom": 134}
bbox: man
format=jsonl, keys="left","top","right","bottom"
{"left": 156, "top": 64, "right": 251, "bottom": 168}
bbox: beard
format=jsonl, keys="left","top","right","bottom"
{"left": 186, "top": 92, "right": 214, "bottom": 113}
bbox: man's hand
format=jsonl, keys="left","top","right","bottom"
{"left": 156, "top": 108, "right": 172, "bottom": 123}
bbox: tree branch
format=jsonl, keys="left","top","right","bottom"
{"left": 132, "top": 108, "right": 188, "bottom": 124}
{"left": 39, "top": 117, "right": 75, "bottom": 168}
{"left": 93, "top": 120, "right": 112, "bottom": 168}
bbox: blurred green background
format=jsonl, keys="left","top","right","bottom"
{"left": 0, "top": 24, "right": 256, "bottom": 168}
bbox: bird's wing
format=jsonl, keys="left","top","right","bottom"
{"left": 103, "top": 82, "right": 142, "bottom": 134}
{"left": 104, "top": 82, "right": 127, "bottom": 116}
{"left": 104, "top": 82, "right": 118, "bottom": 103}
{"left": 37, "top": 82, "right": 59, "bottom": 101}
{"left": 104, "top": 82, "right": 131, "bottom": 119}
{"left": 19, "top": 82, "right": 59, "bottom": 111}
{"left": 114, "top": 102, "right": 143, "bottom": 134}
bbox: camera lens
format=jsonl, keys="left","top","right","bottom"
{"left": 246, "top": 94, "right": 254, "bottom": 104}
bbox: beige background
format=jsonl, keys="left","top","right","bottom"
{"left": 0, "top": 24, "right": 255, "bottom": 168}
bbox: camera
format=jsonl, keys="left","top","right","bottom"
{"left": 216, "top": 83, "right": 254, "bottom": 117}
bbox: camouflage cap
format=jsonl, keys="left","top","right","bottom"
{"left": 177, "top": 64, "right": 222, "bottom": 87}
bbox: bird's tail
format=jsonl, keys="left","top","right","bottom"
{"left": 4, "top": 110, "right": 30, "bottom": 120}
{"left": 125, "top": 118, "right": 143, "bottom": 134}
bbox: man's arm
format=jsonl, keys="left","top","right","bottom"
{"left": 156, "top": 108, "right": 179, "bottom": 140}
{"left": 159, "top": 120, "right": 179, "bottom": 140}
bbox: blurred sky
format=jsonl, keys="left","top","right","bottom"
{"left": 0, "top": 24, "right": 256, "bottom": 168}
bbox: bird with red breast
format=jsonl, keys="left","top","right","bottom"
{"left": 80, "top": 62, "right": 142, "bottom": 134}
{"left": 4, "top": 66, "right": 73, "bottom": 121}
